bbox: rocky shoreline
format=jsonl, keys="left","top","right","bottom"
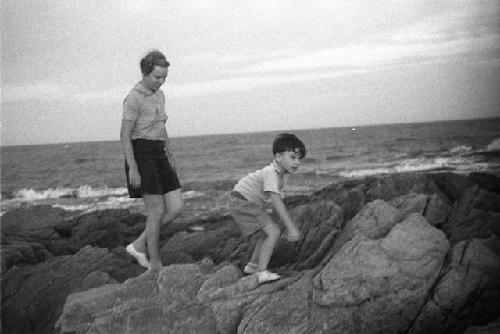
{"left": 1, "top": 171, "right": 499, "bottom": 333}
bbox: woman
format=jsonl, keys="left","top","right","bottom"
{"left": 121, "top": 50, "right": 183, "bottom": 270}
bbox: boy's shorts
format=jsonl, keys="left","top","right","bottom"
{"left": 229, "top": 191, "right": 277, "bottom": 237}
{"left": 125, "top": 139, "right": 181, "bottom": 198}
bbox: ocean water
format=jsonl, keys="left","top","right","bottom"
{"left": 1, "top": 118, "right": 500, "bottom": 215}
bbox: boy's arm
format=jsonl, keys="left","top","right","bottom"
{"left": 268, "top": 192, "right": 300, "bottom": 241}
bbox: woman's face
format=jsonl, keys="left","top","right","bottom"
{"left": 143, "top": 66, "right": 169, "bottom": 92}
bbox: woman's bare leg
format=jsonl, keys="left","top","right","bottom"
{"left": 161, "top": 188, "right": 184, "bottom": 224}
{"left": 143, "top": 194, "right": 165, "bottom": 269}
{"left": 132, "top": 189, "right": 182, "bottom": 265}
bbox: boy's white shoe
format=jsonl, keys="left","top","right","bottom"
{"left": 257, "top": 270, "right": 281, "bottom": 283}
{"left": 126, "top": 244, "right": 150, "bottom": 269}
{"left": 243, "top": 263, "right": 258, "bottom": 274}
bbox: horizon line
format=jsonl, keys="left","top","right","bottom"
{"left": 1, "top": 116, "right": 499, "bottom": 148}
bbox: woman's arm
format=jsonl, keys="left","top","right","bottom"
{"left": 120, "top": 120, "right": 140, "bottom": 188}
{"left": 162, "top": 127, "right": 177, "bottom": 170}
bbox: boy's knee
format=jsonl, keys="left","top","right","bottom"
{"left": 266, "top": 224, "right": 281, "bottom": 240}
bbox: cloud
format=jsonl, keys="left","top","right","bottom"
{"left": 167, "top": 70, "right": 362, "bottom": 97}
{"left": 391, "top": 1, "right": 500, "bottom": 43}
{"left": 235, "top": 33, "right": 499, "bottom": 74}
{"left": 3, "top": 0, "right": 498, "bottom": 104}
{"left": 1, "top": 81, "right": 128, "bottom": 104}
{"left": 3, "top": 32, "right": 499, "bottom": 104}
{"left": 1, "top": 82, "right": 74, "bottom": 103}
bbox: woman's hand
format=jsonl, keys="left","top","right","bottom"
{"left": 128, "top": 167, "right": 141, "bottom": 188}
{"left": 164, "top": 145, "right": 177, "bottom": 171}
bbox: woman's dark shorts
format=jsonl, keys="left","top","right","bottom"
{"left": 125, "top": 139, "right": 181, "bottom": 198}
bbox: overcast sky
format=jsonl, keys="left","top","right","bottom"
{"left": 1, "top": 0, "right": 499, "bottom": 145}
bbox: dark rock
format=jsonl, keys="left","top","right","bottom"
{"left": 310, "top": 182, "right": 366, "bottom": 222}
{"left": 1, "top": 246, "right": 144, "bottom": 334}
{"left": 72, "top": 270, "right": 119, "bottom": 294}
{"left": 55, "top": 264, "right": 217, "bottom": 334}
{"left": 67, "top": 209, "right": 146, "bottom": 249}
{"left": 443, "top": 185, "right": 500, "bottom": 243}
{"left": 0, "top": 239, "right": 53, "bottom": 272}
{"left": 409, "top": 238, "right": 500, "bottom": 333}
{"left": 330, "top": 199, "right": 401, "bottom": 256}
{"left": 469, "top": 172, "right": 500, "bottom": 195}
{"left": 424, "top": 193, "right": 452, "bottom": 226}
{"left": 4, "top": 172, "right": 500, "bottom": 333}
{"left": 1, "top": 205, "right": 68, "bottom": 239}
{"left": 464, "top": 317, "right": 500, "bottom": 334}
{"left": 273, "top": 199, "right": 343, "bottom": 270}
{"left": 1, "top": 206, "right": 77, "bottom": 270}
{"left": 429, "top": 172, "right": 479, "bottom": 202}
{"left": 56, "top": 208, "right": 450, "bottom": 334}
{"left": 161, "top": 216, "right": 241, "bottom": 265}
{"left": 365, "top": 173, "right": 434, "bottom": 201}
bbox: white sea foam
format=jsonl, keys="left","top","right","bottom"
{"left": 486, "top": 138, "right": 500, "bottom": 151}
{"left": 8, "top": 185, "right": 205, "bottom": 202}
{"left": 339, "top": 156, "right": 479, "bottom": 178}
{"left": 12, "top": 185, "right": 129, "bottom": 201}
{"left": 12, "top": 187, "right": 73, "bottom": 201}
{"left": 340, "top": 168, "right": 393, "bottom": 178}
{"left": 449, "top": 145, "right": 473, "bottom": 154}
{"left": 76, "top": 185, "right": 129, "bottom": 198}
{"left": 52, "top": 196, "right": 141, "bottom": 214}
{"left": 0, "top": 185, "right": 207, "bottom": 216}
{"left": 183, "top": 190, "right": 206, "bottom": 199}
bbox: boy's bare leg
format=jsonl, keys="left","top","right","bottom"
{"left": 143, "top": 194, "right": 165, "bottom": 269}
{"left": 257, "top": 223, "right": 281, "bottom": 271}
{"left": 250, "top": 235, "right": 265, "bottom": 265}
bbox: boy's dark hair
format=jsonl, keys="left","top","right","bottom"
{"left": 272, "top": 133, "right": 306, "bottom": 159}
{"left": 140, "top": 50, "right": 170, "bottom": 75}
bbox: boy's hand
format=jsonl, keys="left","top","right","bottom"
{"left": 268, "top": 192, "right": 300, "bottom": 241}
{"left": 286, "top": 228, "right": 301, "bottom": 242}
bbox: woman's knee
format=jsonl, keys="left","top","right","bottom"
{"left": 148, "top": 205, "right": 165, "bottom": 220}
{"left": 170, "top": 201, "right": 184, "bottom": 219}
{"left": 144, "top": 196, "right": 166, "bottom": 219}
{"left": 164, "top": 190, "right": 184, "bottom": 219}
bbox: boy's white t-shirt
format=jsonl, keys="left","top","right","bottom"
{"left": 234, "top": 161, "right": 287, "bottom": 205}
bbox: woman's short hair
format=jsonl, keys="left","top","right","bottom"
{"left": 140, "top": 50, "right": 170, "bottom": 75}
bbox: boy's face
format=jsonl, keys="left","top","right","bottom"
{"left": 143, "top": 66, "right": 169, "bottom": 92}
{"left": 275, "top": 150, "right": 302, "bottom": 174}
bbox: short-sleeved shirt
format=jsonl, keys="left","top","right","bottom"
{"left": 122, "top": 83, "right": 168, "bottom": 141}
{"left": 233, "top": 161, "right": 287, "bottom": 205}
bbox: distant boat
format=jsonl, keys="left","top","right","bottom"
{"left": 351, "top": 128, "right": 357, "bottom": 131}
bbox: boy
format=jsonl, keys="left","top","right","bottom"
{"left": 229, "top": 133, "right": 306, "bottom": 283}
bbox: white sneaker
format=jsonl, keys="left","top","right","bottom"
{"left": 126, "top": 244, "right": 150, "bottom": 269}
{"left": 257, "top": 270, "right": 281, "bottom": 283}
{"left": 243, "top": 263, "right": 258, "bottom": 274}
